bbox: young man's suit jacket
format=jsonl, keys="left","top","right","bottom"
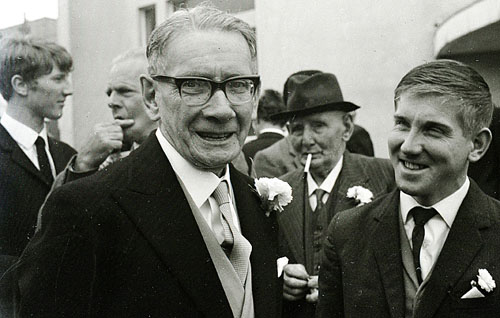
{"left": 278, "top": 152, "right": 395, "bottom": 318}
{"left": 0, "top": 133, "right": 280, "bottom": 317}
{"left": 0, "top": 124, "right": 75, "bottom": 267}
{"left": 317, "top": 181, "right": 500, "bottom": 318}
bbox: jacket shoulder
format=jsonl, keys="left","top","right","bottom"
{"left": 328, "top": 190, "right": 397, "bottom": 240}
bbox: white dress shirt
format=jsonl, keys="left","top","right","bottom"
{"left": 257, "top": 127, "right": 287, "bottom": 137}
{"left": 1, "top": 113, "right": 56, "bottom": 177}
{"left": 155, "top": 129, "right": 240, "bottom": 245}
{"left": 400, "top": 178, "right": 470, "bottom": 281}
{"left": 307, "top": 156, "right": 343, "bottom": 211}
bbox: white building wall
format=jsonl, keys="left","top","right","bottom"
{"left": 255, "top": 0, "right": 476, "bottom": 157}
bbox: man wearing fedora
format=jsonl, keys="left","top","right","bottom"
{"left": 277, "top": 72, "right": 395, "bottom": 318}
{"left": 253, "top": 70, "right": 375, "bottom": 178}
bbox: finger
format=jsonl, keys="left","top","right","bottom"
{"left": 283, "top": 292, "right": 305, "bottom": 302}
{"left": 114, "top": 119, "right": 135, "bottom": 128}
{"left": 283, "top": 285, "right": 308, "bottom": 301}
{"left": 305, "top": 288, "right": 319, "bottom": 303}
{"left": 307, "top": 275, "right": 318, "bottom": 289}
{"left": 284, "top": 264, "right": 309, "bottom": 280}
{"left": 284, "top": 275, "right": 309, "bottom": 289}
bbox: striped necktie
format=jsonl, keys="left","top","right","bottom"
{"left": 213, "top": 181, "right": 252, "bottom": 285}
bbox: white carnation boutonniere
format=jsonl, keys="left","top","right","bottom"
{"left": 254, "top": 177, "right": 293, "bottom": 217}
{"left": 346, "top": 186, "right": 373, "bottom": 206}
{"left": 462, "top": 269, "right": 496, "bottom": 298}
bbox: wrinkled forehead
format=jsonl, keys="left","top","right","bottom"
{"left": 151, "top": 30, "right": 257, "bottom": 75}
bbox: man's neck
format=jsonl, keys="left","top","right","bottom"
{"left": 6, "top": 101, "right": 44, "bottom": 133}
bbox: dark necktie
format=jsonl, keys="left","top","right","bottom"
{"left": 410, "top": 206, "right": 437, "bottom": 284}
{"left": 35, "top": 137, "right": 54, "bottom": 183}
{"left": 315, "top": 189, "right": 327, "bottom": 212}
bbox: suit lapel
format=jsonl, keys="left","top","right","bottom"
{"left": 329, "top": 153, "right": 370, "bottom": 214}
{"left": 414, "top": 182, "right": 488, "bottom": 318}
{"left": 278, "top": 171, "right": 307, "bottom": 265}
{"left": 371, "top": 190, "right": 406, "bottom": 318}
{"left": 112, "top": 136, "right": 232, "bottom": 318}
{"left": 0, "top": 124, "right": 51, "bottom": 187}
{"left": 48, "top": 138, "right": 73, "bottom": 173}
{"left": 231, "top": 166, "right": 279, "bottom": 318}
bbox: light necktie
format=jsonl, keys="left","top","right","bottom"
{"left": 213, "top": 181, "right": 252, "bottom": 285}
{"left": 410, "top": 206, "right": 437, "bottom": 284}
{"left": 35, "top": 137, "right": 54, "bottom": 183}
{"left": 315, "top": 189, "right": 327, "bottom": 212}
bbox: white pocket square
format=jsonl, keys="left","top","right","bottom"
{"left": 461, "top": 286, "right": 485, "bottom": 299}
{"left": 277, "top": 256, "right": 289, "bottom": 277}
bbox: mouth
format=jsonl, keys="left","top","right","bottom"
{"left": 196, "top": 131, "right": 234, "bottom": 142}
{"left": 400, "top": 159, "right": 427, "bottom": 171}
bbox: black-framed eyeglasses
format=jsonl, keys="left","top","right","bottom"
{"left": 150, "top": 74, "right": 260, "bottom": 106}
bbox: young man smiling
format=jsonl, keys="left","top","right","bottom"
{"left": 318, "top": 60, "right": 500, "bottom": 318}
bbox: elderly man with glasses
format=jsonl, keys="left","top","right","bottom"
{"left": 1, "top": 5, "right": 280, "bottom": 318}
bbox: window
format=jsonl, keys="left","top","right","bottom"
{"left": 139, "top": 5, "right": 156, "bottom": 46}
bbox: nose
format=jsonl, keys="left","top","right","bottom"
{"left": 302, "top": 126, "right": 316, "bottom": 148}
{"left": 63, "top": 78, "right": 73, "bottom": 96}
{"left": 399, "top": 129, "right": 423, "bottom": 156}
{"left": 108, "top": 93, "right": 128, "bottom": 118}
{"left": 202, "top": 89, "right": 236, "bottom": 121}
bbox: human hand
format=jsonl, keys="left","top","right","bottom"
{"left": 305, "top": 275, "right": 318, "bottom": 303}
{"left": 283, "top": 264, "right": 310, "bottom": 301}
{"left": 74, "top": 119, "right": 134, "bottom": 171}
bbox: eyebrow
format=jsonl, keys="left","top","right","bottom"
{"left": 105, "top": 84, "right": 137, "bottom": 96}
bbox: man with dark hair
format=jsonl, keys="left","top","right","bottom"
{"left": 2, "top": 5, "right": 280, "bottom": 317}
{"left": 0, "top": 37, "right": 76, "bottom": 273}
{"left": 243, "top": 89, "right": 287, "bottom": 159}
{"left": 318, "top": 60, "right": 500, "bottom": 317}
{"left": 275, "top": 72, "right": 394, "bottom": 318}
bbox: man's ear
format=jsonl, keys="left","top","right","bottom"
{"left": 11, "top": 75, "right": 29, "bottom": 97}
{"left": 468, "top": 127, "right": 492, "bottom": 163}
{"left": 341, "top": 113, "right": 355, "bottom": 142}
{"left": 141, "top": 75, "right": 160, "bottom": 121}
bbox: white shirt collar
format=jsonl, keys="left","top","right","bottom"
{"left": 0, "top": 113, "right": 48, "bottom": 149}
{"left": 307, "top": 155, "right": 344, "bottom": 196}
{"left": 155, "top": 129, "right": 231, "bottom": 208}
{"left": 258, "top": 127, "right": 287, "bottom": 137}
{"left": 401, "top": 177, "right": 470, "bottom": 228}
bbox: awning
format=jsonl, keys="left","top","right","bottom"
{"left": 434, "top": 0, "right": 500, "bottom": 57}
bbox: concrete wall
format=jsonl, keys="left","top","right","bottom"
{"left": 255, "top": 0, "right": 477, "bottom": 157}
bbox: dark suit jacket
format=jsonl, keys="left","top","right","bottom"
{"left": 278, "top": 152, "right": 395, "bottom": 318}
{"left": 469, "top": 106, "right": 500, "bottom": 199}
{"left": 243, "top": 131, "right": 284, "bottom": 159}
{"left": 254, "top": 138, "right": 301, "bottom": 178}
{"left": 317, "top": 181, "right": 500, "bottom": 318}
{"left": 1, "top": 134, "right": 280, "bottom": 317}
{"left": 0, "top": 124, "right": 75, "bottom": 259}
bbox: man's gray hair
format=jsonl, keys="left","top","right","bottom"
{"left": 111, "top": 47, "right": 147, "bottom": 67}
{"left": 146, "top": 4, "right": 257, "bottom": 74}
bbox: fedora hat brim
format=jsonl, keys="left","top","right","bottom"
{"left": 270, "top": 101, "right": 359, "bottom": 121}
